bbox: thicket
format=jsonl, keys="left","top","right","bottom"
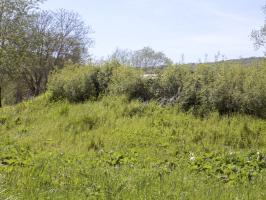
{"left": 47, "top": 61, "right": 266, "bottom": 118}
{"left": 48, "top": 62, "right": 115, "bottom": 102}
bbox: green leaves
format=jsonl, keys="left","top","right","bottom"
{"left": 103, "top": 151, "right": 138, "bottom": 168}
{"left": 189, "top": 151, "right": 266, "bottom": 183}
{"left": 48, "top": 66, "right": 99, "bottom": 102}
{"left": 0, "top": 144, "right": 32, "bottom": 167}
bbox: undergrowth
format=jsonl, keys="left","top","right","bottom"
{"left": 0, "top": 94, "right": 266, "bottom": 199}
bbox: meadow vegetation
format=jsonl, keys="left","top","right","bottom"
{"left": 1, "top": 1, "right": 266, "bottom": 199}
{"left": 0, "top": 61, "right": 266, "bottom": 199}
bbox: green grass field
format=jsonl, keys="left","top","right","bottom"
{"left": 0, "top": 94, "right": 266, "bottom": 199}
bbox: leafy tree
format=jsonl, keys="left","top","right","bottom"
{"left": 0, "top": 0, "right": 43, "bottom": 107}
{"left": 132, "top": 47, "right": 172, "bottom": 68}
{"left": 21, "top": 9, "right": 92, "bottom": 96}
{"left": 0, "top": 0, "right": 92, "bottom": 106}
{"left": 110, "top": 48, "right": 133, "bottom": 66}
{"left": 251, "top": 5, "right": 266, "bottom": 54}
{"left": 110, "top": 47, "right": 172, "bottom": 68}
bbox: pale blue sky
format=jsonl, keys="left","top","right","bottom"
{"left": 42, "top": 0, "right": 265, "bottom": 63}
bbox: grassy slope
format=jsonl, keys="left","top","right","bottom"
{"left": 0, "top": 94, "right": 266, "bottom": 199}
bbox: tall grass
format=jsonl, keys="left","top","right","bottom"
{"left": 0, "top": 94, "right": 266, "bottom": 199}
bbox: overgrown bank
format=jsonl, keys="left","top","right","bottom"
{"left": 1, "top": 60, "right": 266, "bottom": 199}
{"left": 0, "top": 95, "right": 266, "bottom": 199}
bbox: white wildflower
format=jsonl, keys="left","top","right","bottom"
{"left": 189, "top": 152, "right": 195, "bottom": 161}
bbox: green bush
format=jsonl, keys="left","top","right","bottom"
{"left": 158, "top": 63, "right": 266, "bottom": 118}
{"left": 178, "top": 65, "right": 216, "bottom": 115}
{"left": 94, "top": 60, "right": 122, "bottom": 95}
{"left": 48, "top": 65, "right": 99, "bottom": 102}
{"left": 209, "top": 65, "right": 266, "bottom": 117}
{"left": 47, "top": 62, "right": 122, "bottom": 103}
{"left": 109, "top": 66, "right": 157, "bottom": 101}
{"left": 158, "top": 66, "right": 189, "bottom": 98}
{"left": 241, "top": 66, "right": 266, "bottom": 118}
{"left": 47, "top": 61, "right": 266, "bottom": 118}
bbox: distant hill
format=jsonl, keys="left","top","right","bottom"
{"left": 193, "top": 57, "right": 265, "bottom": 65}
{"left": 142, "top": 57, "right": 266, "bottom": 73}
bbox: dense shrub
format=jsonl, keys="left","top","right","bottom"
{"left": 239, "top": 66, "right": 266, "bottom": 118}
{"left": 158, "top": 66, "right": 190, "bottom": 98}
{"left": 47, "top": 61, "right": 266, "bottom": 118}
{"left": 156, "top": 63, "right": 266, "bottom": 118}
{"left": 95, "top": 60, "right": 121, "bottom": 95}
{"left": 108, "top": 66, "right": 157, "bottom": 101}
{"left": 177, "top": 65, "right": 216, "bottom": 114}
{"left": 47, "top": 62, "right": 126, "bottom": 102}
{"left": 209, "top": 65, "right": 266, "bottom": 117}
{"left": 48, "top": 65, "right": 99, "bottom": 102}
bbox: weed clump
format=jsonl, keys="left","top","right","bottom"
{"left": 189, "top": 151, "right": 266, "bottom": 183}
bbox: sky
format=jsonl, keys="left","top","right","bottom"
{"left": 42, "top": 0, "right": 265, "bottom": 63}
